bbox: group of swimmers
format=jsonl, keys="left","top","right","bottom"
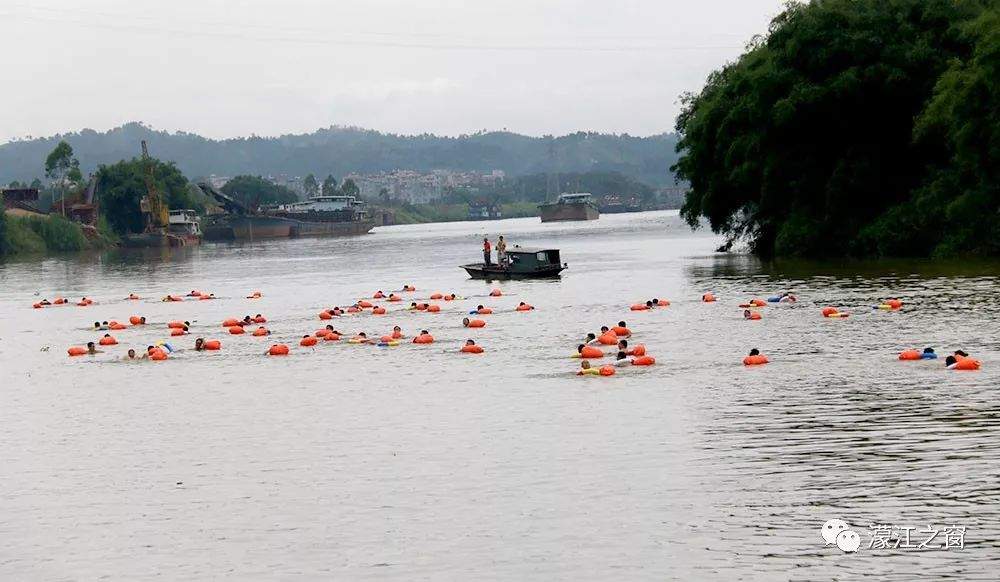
{"left": 575, "top": 320, "right": 657, "bottom": 376}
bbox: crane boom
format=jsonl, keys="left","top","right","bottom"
{"left": 139, "top": 140, "right": 169, "bottom": 231}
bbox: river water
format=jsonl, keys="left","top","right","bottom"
{"left": 1, "top": 210, "right": 998, "bottom": 580}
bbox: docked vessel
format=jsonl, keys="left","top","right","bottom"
{"left": 122, "top": 141, "right": 190, "bottom": 248}
{"left": 538, "top": 192, "right": 600, "bottom": 222}
{"left": 461, "top": 246, "right": 566, "bottom": 279}
{"left": 199, "top": 185, "right": 375, "bottom": 241}
{"left": 167, "top": 209, "right": 202, "bottom": 245}
{"left": 598, "top": 194, "right": 642, "bottom": 214}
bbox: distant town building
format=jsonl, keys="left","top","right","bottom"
{"left": 344, "top": 169, "right": 506, "bottom": 205}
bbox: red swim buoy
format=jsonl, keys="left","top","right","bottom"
{"left": 612, "top": 326, "right": 631, "bottom": 337}
{"left": 222, "top": 318, "right": 241, "bottom": 327}
{"left": 323, "top": 333, "right": 341, "bottom": 341}
{"left": 598, "top": 365, "right": 615, "bottom": 376}
{"left": 203, "top": 339, "right": 222, "bottom": 350}
{"left": 898, "top": 350, "right": 922, "bottom": 361}
{"left": 430, "top": 293, "right": 443, "bottom": 300}
{"left": 743, "top": 355, "right": 769, "bottom": 366}
{"left": 580, "top": 346, "right": 604, "bottom": 359}
{"left": 358, "top": 300, "right": 373, "bottom": 309}
{"left": 630, "top": 304, "right": 649, "bottom": 311}
{"left": 372, "top": 307, "right": 387, "bottom": 315}
{"left": 628, "top": 344, "right": 646, "bottom": 356}
{"left": 702, "top": 293, "right": 716, "bottom": 303}
{"left": 632, "top": 355, "right": 656, "bottom": 366}
{"left": 167, "top": 321, "right": 186, "bottom": 329}
{"left": 461, "top": 344, "right": 485, "bottom": 353}
{"left": 413, "top": 334, "right": 434, "bottom": 344}
{"left": 464, "top": 319, "right": 486, "bottom": 328}
{"left": 953, "top": 358, "right": 981, "bottom": 371}
{"left": 516, "top": 304, "right": 534, "bottom": 311}
{"left": 319, "top": 311, "right": 333, "bottom": 320}
{"left": 426, "top": 304, "right": 441, "bottom": 313}
{"left": 489, "top": 289, "right": 502, "bottom": 297}
{"left": 67, "top": 346, "right": 88, "bottom": 356}
{"left": 170, "top": 328, "right": 187, "bottom": 337}
{"left": 598, "top": 332, "right": 618, "bottom": 346}
{"left": 300, "top": 336, "right": 318, "bottom": 347}
{"left": 229, "top": 326, "right": 245, "bottom": 335}
{"left": 251, "top": 327, "right": 269, "bottom": 336}
{"left": 476, "top": 307, "right": 493, "bottom": 315}
{"left": 388, "top": 295, "right": 401, "bottom": 302}
{"left": 129, "top": 316, "right": 143, "bottom": 325}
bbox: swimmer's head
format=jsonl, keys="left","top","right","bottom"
{"left": 618, "top": 340, "right": 628, "bottom": 349}
{"left": 616, "top": 351, "right": 627, "bottom": 360}
{"left": 580, "top": 360, "right": 591, "bottom": 369}
{"left": 127, "top": 349, "right": 136, "bottom": 358}
{"left": 586, "top": 333, "right": 596, "bottom": 341}
{"left": 617, "top": 321, "right": 626, "bottom": 327}
{"left": 749, "top": 348, "right": 760, "bottom": 356}
{"left": 945, "top": 355, "right": 957, "bottom": 366}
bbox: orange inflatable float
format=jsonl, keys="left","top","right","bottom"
{"left": 32, "top": 302, "right": 44, "bottom": 309}
{"left": 822, "top": 307, "right": 849, "bottom": 318}
{"left": 268, "top": 344, "right": 290, "bottom": 356}
{"left": 598, "top": 332, "right": 618, "bottom": 346}
{"left": 67, "top": 346, "right": 87, "bottom": 356}
{"left": 630, "top": 304, "right": 650, "bottom": 311}
{"left": 745, "top": 311, "right": 762, "bottom": 320}
{"left": 222, "top": 318, "right": 241, "bottom": 327}
{"left": 898, "top": 350, "right": 922, "bottom": 361}
{"left": 251, "top": 327, "right": 269, "bottom": 336}
{"left": 300, "top": 336, "right": 318, "bottom": 347}
{"left": 253, "top": 315, "right": 267, "bottom": 323}
{"left": 516, "top": 303, "right": 534, "bottom": 311}
{"left": 203, "top": 340, "right": 222, "bottom": 350}
{"left": 315, "top": 329, "right": 332, "bottom": 338}
{"left": 628, "top": 344, "right": 646, "bottom": 356}
{"left": 403, "top": 285, "right": 416, "bottom": 292}
{"left": 632, "top": 355, "right": 656, "bottom": 366}
{"left": 109, "top": 321, "right": 127, "bottom": 330}
{"left": 373, "top": 291, "right": 386, "bottom": 299}
{"left": 953, "top": 358, "right": 981, "bottom": 371}
{"left": 579, "top": 345, "right": 604, "bottom": 359}
{"left": 167, "top": 321, "right": 187, "bottom": 329}
{"left": 884, "top": 299, "right": 903, "bottom": 309}
{"left": 324, "top": 332, "right": 341, "bottom": 341}
{"left": 426, "top": 304, "right": 441, "bottom": 313}
{"left": 53, "top": 298, "right": 67, "bottom": 305}
{"left": 598, "top": 365, "right": 615, "bottom": 376}
{"left": 413, "top": 333, "right": 434, "bottom": 344}
{"left": 702, "top": 293, "right": 716, "bottom": 303}
{"left": 388, "top": 294, "right": 402, "bottom": 302}
{"left": 319, "top": 311, "right": 333, "bottom": 320}
{"left": 461, "top": 344, "right": 485, "bottom": 353}
{"left": 612, "top": 325, "right": 631, "bottom": 337}
{"left": 358, "top": 300, "right": 373, "bottom": 308}
{"left": 229, "top": 326, "right": 245, "bottom": 335}
{"left": 654, "top": 299, "right": 670, "bottom": 307}
{"left": 430, "top": 293, "right": 444, "bottom": 300}
{"left": 489, "top": 289, "right": 502, "bottom": 297}
{"left": 476, "top": 307, "right": 493, "bottom": 315}
{"left": 743, "top": 354, "right": 769, "bottom": 366}
{"left": 372, "top": 307, "right": 387, "bottom": 315}
{"left": 99, "top": 335, "right": 118, "bottom": 345}
{"left": 463, "top": 318, "right": 486, "bottom": 328}
{"left": 170, "top": 328, "right": 187, "bottom": 336}
{"left": 149, "top": 350, "right": 168, "bottom": 361}
{"left": 129, "top": 316, "right": 143, "bottom": 325}
{"left": 246, "top": 291, "right": 262, "bottom": 299}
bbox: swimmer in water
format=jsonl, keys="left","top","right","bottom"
{"left": 954, "top": 350, "right": 969, "bottom": 358}
{"left": 945, "top": 355, "right": 958, "bottom": 369}
{"left": 124, "top": 348, "right": 137, "bottom": 360}
{"left": 614, "top": 351, "right": 631, "bottom": 366}
{"left": 93, "top": 321, "right": 101, "bottom": 330}
{"left": 618, "top": 339, "right": 628, "bottom": 352}
{"left": 465, "top": 339, "right": 477, "bottom": 347}
{"left": 748, "top": 348, "right": 761, "bottom": 357}
{"left": 194, "top": 338, "right": 205, "bottom": 351}
{"left": 242, "top": 315, "right": 253, "bottom": 325}
{"left": 645, "top": 300, "right": 654, "bottom": 309}
{"left": 600, "top": 326, "right": 610, "bottom": 335}
{"left": 922, "top": 347, "right": 938, "bottom": 359}
{"left": 743, "top": 309, "right": 756, "bottom": 319}
{"left": 86, "top": 341, "right": 101, "bottom": 355}
{"left": 40, "top": 299, "right": 51, "bottom": 306}
{"left": 585, "top": 333, "right": 600, "bottom": 346}
{"left": 139, "top": 316, "right": 146, "bottom": 325}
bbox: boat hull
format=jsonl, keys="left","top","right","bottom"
{"left": 461, "top": 263, "right": 565, "bottom": 280}
{"left": 121, "top": 232, "right": 188, "bottom": 248}
{"left": 538, "top": 202, "right": 599, "bottom": 222}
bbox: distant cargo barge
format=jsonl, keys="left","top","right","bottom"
{"left": 539, "top": 193, "right": 600, "bottom": 222}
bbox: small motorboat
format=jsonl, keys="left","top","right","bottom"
{"left": 461, "top": 246, "right": 567, "bottom": 279}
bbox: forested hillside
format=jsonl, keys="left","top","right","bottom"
{"left": 0, "top": 123, "right": 679, "bottom": 187}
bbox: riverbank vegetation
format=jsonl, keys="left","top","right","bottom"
{"left": 0, "top": 211, "right": 112, "bottom": 256}
{"left": 674, "top": 0, "right": 1000, "bottom": 258}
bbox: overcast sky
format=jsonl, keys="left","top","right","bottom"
{"left": 1, "top": 0, "right": 787, "bottom": 143}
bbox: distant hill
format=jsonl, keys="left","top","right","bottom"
{"left": 0, "top": 122, "right": 679, "bottom": 187}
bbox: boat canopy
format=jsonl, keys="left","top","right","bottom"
{"left": 507, "top": 247, "right": 561, "bottom": 266}
{"left": 557, "top": 192, "right": 593, "bottom": 203}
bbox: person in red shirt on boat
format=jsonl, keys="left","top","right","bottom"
{"left": 483, "top": 237, "right": 492, "bottom": 266}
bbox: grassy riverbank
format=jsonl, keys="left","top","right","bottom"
{"left": 0, "top": 213, "right": 115, "bottom": 257}
{"left": 387, "top": 202, "right": 538, "bottom": 225}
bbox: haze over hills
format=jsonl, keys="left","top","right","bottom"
{"left": 0, "top": 122, "right": 679, "bottom": 188}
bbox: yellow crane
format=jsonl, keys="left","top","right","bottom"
{"left": 139, "top": 140, "right": 169, "bottom": 232}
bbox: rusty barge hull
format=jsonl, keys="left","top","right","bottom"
{"left": 203, "top": 216, "right": 374, "bottom": 241}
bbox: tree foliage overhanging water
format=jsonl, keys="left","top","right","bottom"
{"left": 673, "top": 0, "right": 1000, "bottom": 258}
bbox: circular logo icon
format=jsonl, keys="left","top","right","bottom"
{"left": 822, "top": 519, "right": 850, "bottom": 545}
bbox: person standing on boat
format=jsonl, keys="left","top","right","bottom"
{"left": 483, "top": 237, "right": 492, "bottom": 266}
{"left": 496, "top": 235, "right": 507, "bottom": 267}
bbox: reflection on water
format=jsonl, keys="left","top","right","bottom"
{"left": 1, "top": 211, "right": 998, "bottom": 580}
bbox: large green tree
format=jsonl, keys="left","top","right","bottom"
{"left": 673, "top": 0, "right": 997, "bottom": 257}
{"left": 321, "top": 174, "right": 337, "bottom": 196}
{"left": 96, "top": 158, "right": 198, "bottom": 235}
{"left": 220, "top": 175, "right": 299, "bottom": 207}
